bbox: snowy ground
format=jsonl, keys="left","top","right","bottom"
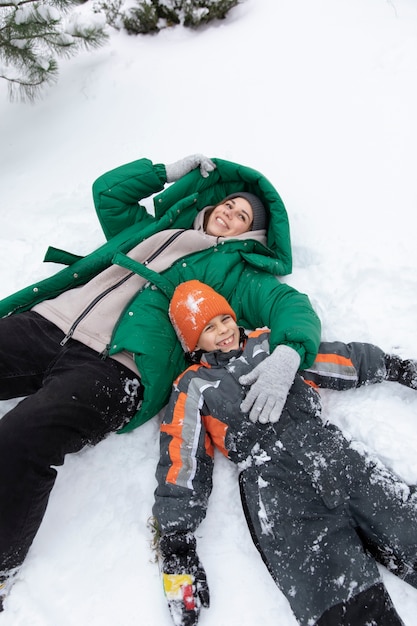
{"left": 1, "top": 0, "right": 417, "bottom": 624}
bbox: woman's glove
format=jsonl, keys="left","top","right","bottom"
{"left": 165, "top": 154, "right": 216, "bottom": 182}
{"left": 239, "top": 344, "right": 301, "bottom": 424}
{"left": 159, "top": 531, "right": 210, "bottom": 626}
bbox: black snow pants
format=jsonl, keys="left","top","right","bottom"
{"left": 240, "top": 418, "right": 417, "bottom": 625}
{"left": 0, "top": 311, "right": 144, "bottom": 574}
{"left": 239, "top": 338, "right": 417, "bottom": 626}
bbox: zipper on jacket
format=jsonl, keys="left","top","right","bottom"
{"left": 60, "top": 272, "right": 134, "bottom": 346}
{"left": 60, "top": 229, "right": 186, "bottom": 348}
{"left": 105, "top": 229, "right": 187, "bottom": 356}
{"left": 143, "top": 229, "right": 185, "bottom": 266}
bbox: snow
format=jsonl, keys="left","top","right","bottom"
{"left": 14, "top": 5, "right": 60, "bottom": 24}
{"left": 1, "top": 0, "right": 417, "bottom": 623}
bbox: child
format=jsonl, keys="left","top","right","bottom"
{"left": 153, "top": 280, "right": 417, "bottom": 626}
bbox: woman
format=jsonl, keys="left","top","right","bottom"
{"left": 0, "top": 154, "right": 321, "bottom": 609}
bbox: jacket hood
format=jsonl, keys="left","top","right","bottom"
{"left": 153, "top": 158, "right": 292, "bottom": 276}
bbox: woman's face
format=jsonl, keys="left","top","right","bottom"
{"left": 205, "top": 197, "right": 253, "bottom": 237}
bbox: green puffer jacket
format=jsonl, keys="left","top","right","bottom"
{"left": 0, "top": 157, "right": 321, "bottom": 431}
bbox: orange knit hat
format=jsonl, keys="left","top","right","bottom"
{"left": 169, "top": 280, "right": 237, "bottom": 352}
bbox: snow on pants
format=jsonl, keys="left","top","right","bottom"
{"left": 0, "top": 311, "right": 144, "bottom": 574}
{"left": 239, "top": 417, "right": 417, "bottom": 626}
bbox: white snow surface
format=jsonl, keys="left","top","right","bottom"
{"left": 1, "top": 0, "right": 417, "bottom": 624}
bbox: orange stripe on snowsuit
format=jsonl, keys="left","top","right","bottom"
{"left": 161, "top": 391, "right": 188, "bottom": 485}
{"left": 248, "top": 328, "right": 271, "bottom": 339}
{"left": 304, "top": 379, "right": 319, "bottom": 390}
{"left": 303, "top": 352, "right": 358, "bottom": 383}
{"left": 202, "top": 415, "right": 229, "bottom": 459}
{"left": 161, "top": 373, "right": 221, "bottom": 489}
{"left": 314, "top": 353, "right": 353, "bottom": 367}
{"left": 162, "top": 364, "right": 208, "bottom": 485}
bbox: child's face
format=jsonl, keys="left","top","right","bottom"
{"left": 205, "top": 197, "right": 253, "bottom": 237}
{"left": 196, "top": 314, "right": 240, "bottom": 353}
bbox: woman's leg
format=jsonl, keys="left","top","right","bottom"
{"left": 0, "top": 311, "right": 65, "bottom": 399}
{"left": 0, "top": 326, "right": 143, "bottom": 577}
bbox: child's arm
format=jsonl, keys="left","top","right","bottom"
{"left": 158, "top": 531, "right": 210, "bottom": 626}
{"left": 233, "top": 268, "right": 321, "bottom": 423}
{"left": 153, "top": 371, "right": 215, "bottom": 625}
{"left": 153, "top": 372, "right": 215, "bottom": 533}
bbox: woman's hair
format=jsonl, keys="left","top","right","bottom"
{"left": 202, "top": 206, "right": 215, "bottom": 232}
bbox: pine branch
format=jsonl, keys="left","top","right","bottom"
{"left": 0, "top": 55, "right": 59, "bottom": 101}
{"left": 0, "top": 0, "right": 109, "bottom": 101}
{"left": 0, "top": 0, "right": 78, "bottom": 11}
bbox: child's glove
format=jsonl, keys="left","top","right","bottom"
{"left": 159, "top": 531, "right": 210, "bottom": 626}
{"left": 239, "top": 344, "right": 301, "bottom": 424}
{"left": 165, "top": 154, "right": 216, "bottom": 182}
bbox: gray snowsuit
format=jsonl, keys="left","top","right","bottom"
{"left": 153, "top": 334, "right": 417, "bottom": 625}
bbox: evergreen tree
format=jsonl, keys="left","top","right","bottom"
{"left": 0, "top": 0, "right": 108, "bottom": 101}
{"left": 96, "top": 0, "right": 239, "bottom": 35}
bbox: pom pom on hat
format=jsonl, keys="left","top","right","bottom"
{"left": 169, "top": 280, "right": 236, "bottom": 353}
{"left": 222, "top": 192, "right": 268, "bottom": 231}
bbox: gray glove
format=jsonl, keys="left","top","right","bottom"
{"left": 165, "top": 154, "right": 216, "bottom": 183}
{"left": 239, "top": 345, "right": 301, "bottom": 424}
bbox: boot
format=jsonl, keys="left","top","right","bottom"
{"left": 384, "top": 354, "right": 417, "bottom": 390}
{"left": 0, "top": 569, "right": 18, "bottom": 612}
{"left": 0, "top": 578, "right": 7, "bottom": 612}
{"left": 316, "top": 582, "right": 405, "bottom": 626}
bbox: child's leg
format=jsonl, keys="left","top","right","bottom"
{"left": 348, "top": 449, "right": 417, "bottom": 589}
{"left": 302, "top": 341, "right": 385, "bottom": 390}
{"left": 302, "top": 341, "right": 417, "bottom": 391}
{"left": 239, "top": 448, "right": 403, "bottom": 626}
{"left": 384, "top": 354, "right": 417, "bottom": 389}
{"left": 316, "top": 583, "right": 404, "bottom": 626}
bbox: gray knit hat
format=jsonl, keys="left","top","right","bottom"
{"left": 223, "top": 192, "right": 268, "bottom": 231}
